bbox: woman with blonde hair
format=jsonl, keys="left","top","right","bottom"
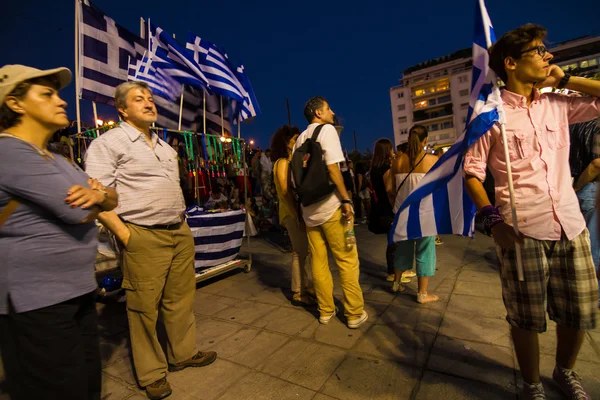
{"left": 389, "top": 125, "right": 439, "bottom": 303}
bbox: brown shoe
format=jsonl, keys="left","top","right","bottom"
{"left": 145, "top": 378, "right": 172, "bottom": 400}
{"left": 168, "top": 351, "right": 217, "bottom": 372}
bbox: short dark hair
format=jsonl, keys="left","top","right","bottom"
{"left": 489, "top": 23, "right": 547, "bottom": 84}
{"left": 303, "top": 96, "right": 327, "bottom": 124}
{"left": 270, "top": 125, "right": 300, "bottom": 162}
{"left": 0, "top": 76, "right": 61, "bottom": 130}
{"left": 397, "top": 142, "right": 408, "bottom": 154}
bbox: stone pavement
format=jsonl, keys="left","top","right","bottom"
{"left": 3, "top": 226, "right": 600, "bottom": 399}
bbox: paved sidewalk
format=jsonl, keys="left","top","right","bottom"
{"left": 3, "top": 226, "right": 599, "bottom": 399}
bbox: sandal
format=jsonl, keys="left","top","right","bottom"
{"left": 417, "top": 293, "right": 440, "bottom": 304}
{"left": 402, "top": 271, "right": 417, "bottom": 278}
{"left": 392, "top": 281, "right": 406, "bottom": 293}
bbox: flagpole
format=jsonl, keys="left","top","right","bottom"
{"left": 178, "top": 85, "right": 184, "bottom": 131}
{"left": 92, "top": 101, "right": 99, "bottom": 136}
{"left": 74, "top": 0, "right": 82, "bottom": 134}
{"left": 480, "top": 0, "right": 524, "bottom": 281}
{"left": 203, "top": 91, "right": 207, "bottom": 133}
{"left": 220, "top": 95, "right": 225, "bottom": 137}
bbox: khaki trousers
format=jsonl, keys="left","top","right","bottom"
{"left": 306, "top": 208, "right": 364, "bottom": 319}
{"left": 282, "top": 216, "right": 311, "bottom": 298}
{"left": 121, "top": 222, "right": 197, "bottom": 386}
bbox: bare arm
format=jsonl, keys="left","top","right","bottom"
{"left": 275, "top": 160, "right": 298, "bottom": 219}
{"left": 574, "top": 158, "right": 600, "bottom": 191}
{"left": 96, "top": 211, "right": 131, "bottom": 245}
{"left": 384, "top": 169, "right": 395, "bottom": 206}
{"left": 465, "top": 175, "right": 493, "bottom": 210}
{"left": 566, "top": 76, "right": 600, "bottom": 98}
{"left": 328, "top": 163, "right": 353, "bottom": 220}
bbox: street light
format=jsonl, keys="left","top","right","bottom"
{"left": 249, "top": 140, "right": 255, "bottom": 145}
{"left": 107, "top": 120, "right": 115, "bottom": 126}
{"left": 219, "top": 136, "right": 226, "bottom": 142}
{"left": 95, "top": 119, "right": 103, "bottom": 127}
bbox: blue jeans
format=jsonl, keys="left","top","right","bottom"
{"left": 576, "top": 183, "right": 600, "bottom": 297}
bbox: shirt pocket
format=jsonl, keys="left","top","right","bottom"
{"left": 545, "top": 122, "right": 568, "bottom": 150}
{"left": 504, "top": 129, "right": 532, "bottom": 161}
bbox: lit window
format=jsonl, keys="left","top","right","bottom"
{"left": 437, "top": 82, "right": 449, "bottom": 91}
{"left": 414, "top": 100, "right": 428, "bottom": 109}
{"left": 414, "top": 89, "right": 425, "bottom": 97}
{"left": 561, "top": 65, "right": 570, "bottom": 71}
{"left": 589, "top": 59, "right": 598, "bottom": 66}
{"left": 580, "top": 61, "right": 589, "bottom": 68}
{"left": 569, "top": 63, "right": 578, "bottom": 70}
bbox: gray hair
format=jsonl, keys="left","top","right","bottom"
{"left": 114, "top": 81, "right": 152, "bottom": 118}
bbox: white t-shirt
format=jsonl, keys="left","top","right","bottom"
{"left": 292, "top": 123, "right": 345, "bottom": 227}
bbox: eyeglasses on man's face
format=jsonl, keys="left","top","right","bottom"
{"left": 519, "top": 45, "right": 547, "bottom": 58}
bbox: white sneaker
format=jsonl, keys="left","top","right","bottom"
{"left": 347, "top": 311, "right": 369, "bottom": 329}
{"left": 319, "top": 307, "right": 338, "bottom": 324}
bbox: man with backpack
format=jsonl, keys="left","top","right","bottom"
{"left": 291, "top": 96, "right": 367, "bottom": 329}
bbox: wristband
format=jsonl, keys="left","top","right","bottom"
{"left": 341, "top": 199, "right": 352, "bottom": 204}
{"left": 480, "top": 205, "right": 504, "bottom": 232}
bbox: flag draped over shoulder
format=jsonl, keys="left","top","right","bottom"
{"left": 389, "top": 0, "right": 506, "bottom": 243}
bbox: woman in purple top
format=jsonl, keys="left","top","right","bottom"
{"left": 0, "top": 65, "right": 117, "bottom": 400}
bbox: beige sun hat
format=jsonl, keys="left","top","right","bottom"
{"left": 0, "top": 64, "right": 72, "bottom": 106}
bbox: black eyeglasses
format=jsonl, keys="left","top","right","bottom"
{"left": 519, "top": 45, "right": 547, "bottom": 58}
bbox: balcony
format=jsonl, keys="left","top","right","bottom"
{"left": 413, "top": 104, "right": 453, "bottom": 123}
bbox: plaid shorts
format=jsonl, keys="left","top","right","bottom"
{"left": 498, "top": 229, "right": 598, "bottom": 333}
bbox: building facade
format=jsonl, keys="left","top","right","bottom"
{"left": 390, "top": 34, "right": 600, "bottom": 147}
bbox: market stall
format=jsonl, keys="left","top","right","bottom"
{"left": 68, "top": 126, "right": 254, "bottom": 295}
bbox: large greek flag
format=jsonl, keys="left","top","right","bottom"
{"left": 148, "top": 23, "right": 210, "bottom": 92}
{"left": 127, "top": 55, "right": 182, "bottom": 102}
{"left": 186, "top": 34, "right": 245, "bottom": 102}
{"left": 390, "top": 0, "right": 505, "bottom": 243}
{"left": 233, "top": 65, "right": 261, "bottom": 122}
{"left": 78, "top": 0, "right": 145, "bottom": 105}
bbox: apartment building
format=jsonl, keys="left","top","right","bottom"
{"left": 390, "top": 34, "right": 600, "bottom": 147}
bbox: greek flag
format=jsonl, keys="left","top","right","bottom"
{"left": 127, "top": 56, "right": 182, "bottom": 102}
{"left": 149, "top": 23, "right": 210, "bottom": 91}
{"left": 78, "top": 0, "right": 145, "bottom": 105}
{"left": 390, "top": 0, "right": 505, "bottom": 243}
{"left": 233, "top": 65, "right": 261, "bottom": 122}
{"left": 186, "top": 34, "right": 245, "bottom": 102}
{"left": 186, "top": 208, "right": 246, "bottom": 269}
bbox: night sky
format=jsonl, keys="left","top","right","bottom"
{"left": 3, "top": 0, "right": 596, "bottom": 151}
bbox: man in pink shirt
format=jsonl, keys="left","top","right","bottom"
{"left": 464, "top": 24, "right": 600, "bottom": 400}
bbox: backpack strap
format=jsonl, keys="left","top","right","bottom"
{"left": 310, "top": 124, "right": 327, "bottom": 141}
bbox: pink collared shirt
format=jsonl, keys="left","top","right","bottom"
{"left": 464, "top": 89, "right": 600, "bottom": 241}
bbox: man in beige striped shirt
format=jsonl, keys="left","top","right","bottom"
{"left": 86, "top": 81, "right": 216, "bottom": 400}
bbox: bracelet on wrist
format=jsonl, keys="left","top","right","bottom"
{"left": 480, "top": 205, "right": 504, "bottom": 233}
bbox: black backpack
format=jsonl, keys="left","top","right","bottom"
{"left": 291, "top": 124, "right": 336, "bottom": 207}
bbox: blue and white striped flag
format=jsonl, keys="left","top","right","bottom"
{"left": 390, "top": 0, "right": 505, "bottom": 243}
{"left": 148, "top": 23, "right": 210, "bottom": 92}
{"left": 186, "top": 34, "right": 245, "bottom": 102}
{"left": 78, "top": 0, "right": 145, "bottom": 105}
{"left": 233, "top": 65, "right": 261, "bottom": 122}
{"left": 127, "top": 55, "right": 182, "bottom": 102}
